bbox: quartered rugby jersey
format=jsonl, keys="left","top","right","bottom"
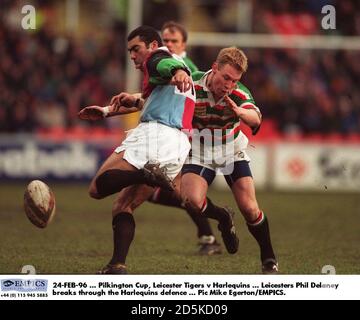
{"left": 140, "top": 47, "right": 195, "bottom": 130}
{"left": 192, "top": 70, "right": 261, "bottom": 141}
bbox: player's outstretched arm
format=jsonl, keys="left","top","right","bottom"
{"left": 148, "top": 53, "right": 192, "bottom": 93}
{"left": 224, "top": 95, "right": 262, "bottom": 131}
{"left": 110, "top": 92, "right": 142, "bottom": 109}
{"left": 78, "top": 93, "right": 144, "bottom": 121}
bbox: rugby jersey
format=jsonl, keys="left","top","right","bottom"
{"left": 140, "top": 47, "right": 195, "bottom": 130}
{"left": 192, "top": 70, "right": 261, "bottom": 141}
{"left": 179, "top": 52, "right": 198, "bottom": 73}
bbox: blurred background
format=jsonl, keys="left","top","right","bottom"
{"left": 0, "top": 0, "right": 359, "bottom": 274}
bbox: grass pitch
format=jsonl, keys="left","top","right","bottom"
{"left": 0, "top": 183, "right": 359, "bottom": 274}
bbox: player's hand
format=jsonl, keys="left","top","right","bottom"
{"left": 78, "top": 105, "right": 105, "bottom": 121}
{"left": 171, "top": 69, "right": 192, "bottom": 92}
{"left": 110, "top": 92, "right": 137, "bottom": 109}
{"left": 224, "top": 95, "right": 261, "bottom": 134}
{"left": 224, "top": 95, "right": 241, "bottom": 117}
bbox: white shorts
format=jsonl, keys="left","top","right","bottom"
{"left": 185, "top": 131, "right": 250, "bottom": 174}
{"left": 115, "top": 122, "right": 191, "bottom": 180}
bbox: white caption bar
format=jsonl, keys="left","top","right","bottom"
{"left": 0, "top": 275, "right": 359, "bottom": 300}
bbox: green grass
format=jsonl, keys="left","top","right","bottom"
{"left": 0, "top": 183, "right": 359, "bottom": 274}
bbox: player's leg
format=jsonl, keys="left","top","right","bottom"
{"left": 89, "top": 150, "right": 147, "bottom": 199}
{"left": 149, "top": 177, "right": 221, "bottom": 255}
{"left": 90, "top": 122, "right": 181, "bottom": 199}
{"left": 97, "top": 184, "right": 155, "bottom": 274}
{"left": 225, "top": 161, "right": 278, "bottom": 273}
{"left": 181, "top": 165, "right": 239, "bottom": 254}
{"left": 141, "top": 125, "right": 222, "bottom": 254}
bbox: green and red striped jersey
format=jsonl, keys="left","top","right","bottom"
{"left": 192, "top": 70, "right": 261, "bottom": 141}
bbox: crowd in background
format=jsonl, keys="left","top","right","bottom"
{"left": 145, "top": 0, "right": 360, "bottom": 36}
{"left": 0, "top": 9, "right": 126, "bottom": 133}
{"left": 1, "top": 0, "right": 360, "bottom": 137}
{"left": 243, "top": 48, "right": 360, "bottom": 136}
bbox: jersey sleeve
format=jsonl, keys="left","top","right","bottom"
{"left": 230, "top": 83, "right": 262, "bottom": 135}
{"left": 183, "top": 57, "right": 199, "bottom": 73}
{"left": 146, "top": 52, "right": 189, "bottom": 85}
{"left": 191, "top": 71, "right": 205, "bottom": 81}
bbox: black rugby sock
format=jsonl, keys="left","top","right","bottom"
{"left": 96, "top": 169, "right": 145, "bottom": 197}
{"left": 202, "top": 197, "right": 228, "bottom": 225}
{"left": 247, "top": 212, "right": 276, "bottom": 262}
{"left": 149, "top": 188, "right": 182, "bottom": 208}
{"left": 110, "top": 212, "right": 135, "bottom": 265}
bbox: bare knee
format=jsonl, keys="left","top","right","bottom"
{"left": 181, "top": 188, "right": 205, "bottom": 213}
{"left": 183, "top": 196, "right": 205, "bottom": 214}
{"left": 89, "top": 184, "right": 103, "bottom": 199}
{"left": 240, "top": 203, "right": 260, "bottom": 222}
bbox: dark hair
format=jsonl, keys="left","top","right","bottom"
{"left": 161, "top": 21, "right": 188, "bottom": 42}
{"left": 127, "top": 25, "right": 163, "bottom": 47}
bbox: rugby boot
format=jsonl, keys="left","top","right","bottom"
{"left": 96, "top": 263, "right": 127, "bottom": 275}
{"left": 217, "top": 206, "right": 239, "bottom": 254}
{"left": 198, "top": 236, "right": 222, "bottom": 256}
{"left": 143, "top": 161, "right": 175, "bottom": 191}
{"left": 262, "top": 258, "right": 279, "bottom": 274}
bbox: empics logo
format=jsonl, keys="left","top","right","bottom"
{"left": 2, "top": 280, "right": 15, "bottom": 288}
{"left": 1, "top": 279, "right": 48, "bottom": 292}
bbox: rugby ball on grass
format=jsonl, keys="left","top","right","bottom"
{"left": 24, "top": 180, "right": 56, "bottom": 228}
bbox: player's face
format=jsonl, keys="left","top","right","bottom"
{"left": 162, "top": 29, "right": 186, "bottom": 55}
{"left": 210, "top": 63, "right": 242, "bottom": 98}
{"left": 128, "top": 36, "right": 157, "bottom": 70}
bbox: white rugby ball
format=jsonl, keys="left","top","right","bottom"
{"left": 24, "top": 180, "right": 56, "bottom": 228}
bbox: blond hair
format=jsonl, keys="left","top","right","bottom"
{"left": 216, "top": 47, "right": 248, "bottom": 73}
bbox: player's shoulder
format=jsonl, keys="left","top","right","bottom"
{"left": 146, "top": 48, "right": 174, "bottom": 67}
{"left": 148, "top": 49, "right": 172, "bottom": 62}
{"left": 230, "top": 81, "right": 254, "bottom": 102}
{"left": 235, "top": 81, "right": 253, "bottom": 96}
